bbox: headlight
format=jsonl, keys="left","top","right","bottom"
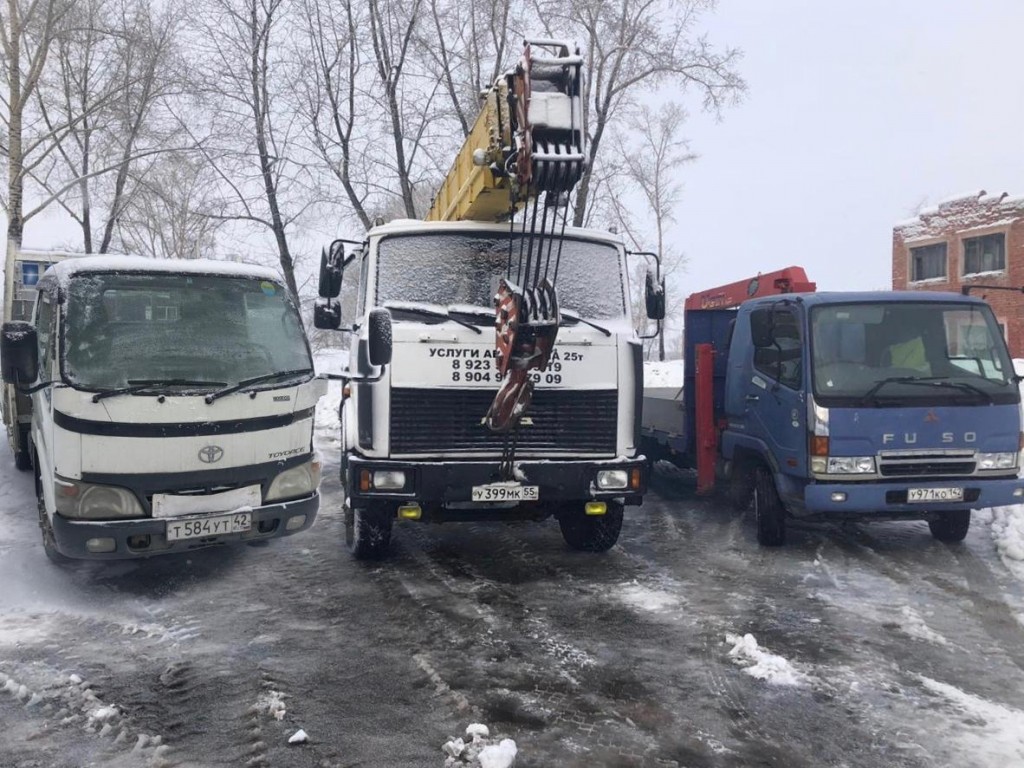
{"left": 54, "top": 478, "right": 144, "bottom": 519}
{"left": 977, "top": 452, "right": 1018, "bottom": 470}
{"left": 372, "top": 470, "right": 407, "bottom": 490}
{"left": 826, "top": 456, "right": 876, "bottom": 474}
{"left": 266, "top": 456, "right": 322, "bottom": 502}
{"left": 596, "top": 469, "right": 629, "bottom": 490}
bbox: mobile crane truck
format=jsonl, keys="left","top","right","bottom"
{"left": 642, "top": 266, "right": 1024, "bottom": 545}
{"left": 314, "top": 40, "right": 663, "bottom": 559}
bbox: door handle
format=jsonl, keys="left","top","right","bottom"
{"left": 745, "top": 394, "right": 760, "bottom": 403}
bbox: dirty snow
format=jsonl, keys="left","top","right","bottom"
{"left": 255, "top": 689, "right": 287, "bottom": 720}
{"left": 897, "top": 606, "right": 950, "bottom": 647}
{"left": 616, "top": 581, "right": 683, "bottom": 613}
{"left": 919, "top": 676, "right": 1024, "bottom": 766}
{"left": 444, "top": 723, "right": 518, "bottom": 767}
{"left": 725, "top": 632, "right": 807, "bottom": 686}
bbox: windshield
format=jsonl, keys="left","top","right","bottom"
{"left": 375, "top": 232, "right": 627, "bottom": 320}
{"left": 811, "top": 301, "right": 1017, "bottom": 405}
{"left": 63, "top": 272, "right": 312, "bottom": 390}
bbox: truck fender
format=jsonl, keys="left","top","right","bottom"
{"left": 721, "top": 431, "right": 779, "bottom": 475}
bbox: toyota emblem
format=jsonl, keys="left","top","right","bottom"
{"left": 198, "top": 445, "right": 224, "bottom": 464}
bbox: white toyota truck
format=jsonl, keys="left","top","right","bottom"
{"left": 0, "top": 256, "right": 326, "bottom": 561}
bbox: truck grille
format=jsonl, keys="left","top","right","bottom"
{"left": 389, "top": 388, "right": 618, "bottom": 456}
{"left": 878, "top": 450, "right": 976, "bottom": 478}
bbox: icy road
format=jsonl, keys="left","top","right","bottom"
{"left": 3, "top": 403, "right": 1024, "bottom": 766}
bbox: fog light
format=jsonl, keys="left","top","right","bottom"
{"left": 1014, "top": 488, "right": 1024, "bottom": 498}
{"left": 398, "top": 503, "right": 422, "bottom": 520}
{"left": 285, "top": 515, "right": 307, "bottom": 531}
{"left": 830, "top": 492, "right": 847, "bottom": 502}
{"left": 373, "top": 470, "right": 407, "bottom": 490}
{"left": 596, "top": 470, "right": 629, "bottom": 490}
{"left": 85, "top": 537, "right": 116, "bottom": 553}
{"left": 585, "top": 501, "right": 607, "bottom": 516}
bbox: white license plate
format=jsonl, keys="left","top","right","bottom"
{"left": 471, "top": 484, "right": 540, "bottom": 502}
{"left": 166, "top": 512, "right": 252, "bottom": 542}
{"left": 907, "top": 487, "right": 964, "bottom": 503}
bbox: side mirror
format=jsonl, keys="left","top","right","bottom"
{"left": 367, "top": 309, "right": 392, "bottom": 367}
{"left": 750, "top": 311, "right": 774, "bottom": 348}
{"left": 645, "top": 270, "right": 665, "bottom": 320}
{"left": 313, "top": 298, "right": 341, "bottom": 330}
{"left": 318, "top": 242, "right": 344, "bottom": 298}
{"left": 1, "top": 321, "right": 39, "bottom": 384}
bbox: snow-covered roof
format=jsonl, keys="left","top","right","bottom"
{"left": 46, "top": 256, "right": 280, "bottom": 283}
{"left": 366, "top": 218, "right": 626, "bottom": 247}
{"left": 895, "top": 189, "right": 1024, "bottom": 240}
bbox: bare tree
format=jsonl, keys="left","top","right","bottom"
{"left": 189, "top": 0, "right": 314, "bottom": 305}
{"left": 609, "top": 103, "right": 695, "bottom": 360}
{"left": 532, "top": 0, "right": 744, "bottom": 226}
{"left": 33, "top": 0, "right": 185, "bottom": 254}
{"left": 0, "top": 0, "right": 72, "bottom": 318}
{"left": 114, "top": 151, "right": 225, "bottom": 259}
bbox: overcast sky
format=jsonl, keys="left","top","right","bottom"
{"left": 673, "top": 0, "right": 1024, "bottom": 295}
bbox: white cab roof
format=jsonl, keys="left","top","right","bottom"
{"left": 47, "top": 256, "right": 280, "bottom": 284}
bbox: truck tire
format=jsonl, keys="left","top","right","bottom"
{"left": 15, "top": 426, "right": 32, "bottom": 471}
{"left": 753, "top": 466, "right": 786, "bottom": 547}
{"left": 928, "top": 510, "right": 970, "bottom": 543}
{"left": 345, "top": 505, "right": 392, "bottom": 560}
{"left": 558, "top": 502, "right": 623, "bottom": 552}
{"left": 37, "top": 497, "right": 71, "bottom": 564}
{"left": 729, "top": 462, "right": 755, "bottom": 511}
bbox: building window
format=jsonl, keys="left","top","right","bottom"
{"left": 962, "top": 233, "right": 1005, "bottom": 275}
{"left": 910, "top": 242, "right": 947, "bottom": 281}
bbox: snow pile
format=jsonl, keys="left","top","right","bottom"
{"left": 255, "top": 690, "right": 287, "bottom": 720}
{"left": 919, "top": 676, "right": 1024, "bottom": 765}
{"left": 617, "top": 581, "right": 682, "bottom": 613}
{"left": 288, "top": 728, "right": 308, "bottom": 744}
{"left": 978, "top": 506, "right": 1024, "bottom": 580}
{"left": 644, "top": 359, "right": 684, "bottom": 388}
{"left": 897, "top": 606, "right": 949, "bottom": 647}
{"left": 443, "top": 723, "right": 517, "bottom": 768}
{"left": 725, "top": 633, "right": 806, "bottom": 686}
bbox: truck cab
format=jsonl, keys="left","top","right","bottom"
{"left": 722, "top": 291, "right": 1023, "bottom": 543}
{"left": 1, "top": 256, "right": 326, "bottom": 560}
{"left": 317, "top": 219, "right": 648, "bottom": 558}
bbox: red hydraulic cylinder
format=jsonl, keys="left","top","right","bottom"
{"left": 695, "top": 343, "right": 717, "bottom": 496}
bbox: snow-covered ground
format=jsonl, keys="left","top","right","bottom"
{"left": 2, "top": 356, "right": 1024, "bottom": 765}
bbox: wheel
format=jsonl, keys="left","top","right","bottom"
{"left": 14, "top": 426, "right": 32, "bottom": 471}
{"left": 729, "top": 461, "right": 754, "bottom": 511}
{"left": 345, "top": 505, "right": 392, "bottom": 560}
{"left": 928, "top": 510, "right": 970, "bottom": 542}
{"left": 558, "top": 502, "right": 624, "bottom": 552}
{"left": 752, "top": 466, "right": 786, "bottom": 546}
{"left": 38, "top": 496, "right": 71, "bottom": 564}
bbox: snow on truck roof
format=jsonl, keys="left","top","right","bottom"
{"left": 743, "top": 290, "right": 990, "bottom": 308}
{"left": 46, "top": 255, "right": 280, "bottom": 283}
{"left": 367, "top": 218, "right": 626, "bottom": 246}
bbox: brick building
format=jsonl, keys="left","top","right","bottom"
{"left": 893, "top": 190, "right": 1024, "bottom": 357}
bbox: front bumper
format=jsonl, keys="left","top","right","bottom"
{"left": 801, "top": 477, "right": 1024, "bottom": 519}
{"left": 347, "top": 457, "right": 647, "bottom": 515}
{"left": 50, "top": 493, "right": 319, "bottom": 560}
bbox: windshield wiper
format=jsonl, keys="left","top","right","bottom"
{"left": 383, "top": 301, "right": 482, "bottom": 334}
{"left": 205, "top": 368, "right": 314, "bottom": 404}
{"left": 91, "top": 379, "right": 226, "bottom": 403}
{"left": 862, "top": 376, "right": 993, "bottom": 404}
{"left": 560, "top": 309, "right": 612, "bottom": 337}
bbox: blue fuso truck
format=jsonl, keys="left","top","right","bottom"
{"left": 642, "top": 290, "right": 1024, "bottom": 545}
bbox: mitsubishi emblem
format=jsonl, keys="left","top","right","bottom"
{"left": 924, "top": 410, "right": 939, "bottom": 424}
{"left": 198, "top": 445, "right": 225, "bottom": 464}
